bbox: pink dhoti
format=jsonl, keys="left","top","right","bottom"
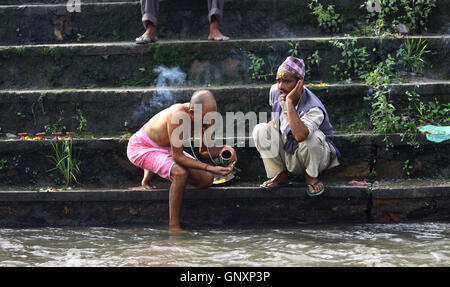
{"left": 127, "top": 126, "right": 194, "bottom": 180}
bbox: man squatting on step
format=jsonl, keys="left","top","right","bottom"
{"left": 127, "top": 90, "right": 237, "bottom": 231}
{"left": 253, "top": 56, "right": 340, "bottom": 196}
{"left": 136, "top": 0, "right": 229, "bottom": 44}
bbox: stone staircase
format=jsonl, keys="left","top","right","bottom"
{"left": 0, "top": 0, "right": 449, "bottom": 227}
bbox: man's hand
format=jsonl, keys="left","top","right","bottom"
{"left": 268, "top": 120, "right": 277, "bottom": 129}
{"left": 208, "top": 163, "right": 235, "bottom": 176}
{"left": 286, "top": 78, "right": 304, "bottom": 103}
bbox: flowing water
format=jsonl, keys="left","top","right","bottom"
{"left": 0, "top": 223, "right": 448, "bottom": 267}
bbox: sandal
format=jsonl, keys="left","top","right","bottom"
{"left": 306, "top": 180, "right": 325, "bottom": 197}
{"left": 136, "top": 34, "right": 156, "bottom": 45}
{"left": 260, "top": 178, "right": 290, "bottom": 190}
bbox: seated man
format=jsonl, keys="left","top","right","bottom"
{"left": 127, "top": 90, "right": 236, "bottom": 231}
{"left": 252, "top": 56, "right": 340, "bottom": 196}
{"left": 136, "top": 0, "right": 229, "bottom": 44}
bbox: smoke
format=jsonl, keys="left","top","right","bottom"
{"left": 132, "top": 65, "right": 186, "bottom": 119}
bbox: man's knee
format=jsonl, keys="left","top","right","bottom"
{"left": 170, "top": 164, "right": 189, "bottom": 182}
{"left": 252, "top": 123, "right": 271, "bottom": 140}
{"left": 196, "top": 172, "right": 214, "bottom": 188}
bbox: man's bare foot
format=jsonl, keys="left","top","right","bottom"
{"left": 139, "top": 169, "right": 156, "bottom": 189}
{"left": 208, "top": 31, "right": 230, "bottom": 41}
{"left": 128, "top": 185, "right": 156, "bottom": 191}
{"left": 208, "top": 17, "right": 229, "bottom": 41}
{"left": 305, "top": 172, "right": 324, "bottom": 196}
{"left": 168, "top": 225, "right": 187, "bottom": 233}
{"left": 260, "top": 171, "right": 289, "bottom": 189}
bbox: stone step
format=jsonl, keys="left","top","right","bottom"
{"left": 1, "top": 82, "right": 449, "bottom": 135}
{"left": 1, "top": 36, "right": 449, "bottom": 89}
{"left": 1, "top": 0, "right": 448, "bottom": 45}
{"left": 0, "top": 0, "right": 133, "bottom": 3}
{"left": 0, "top": 134, "right": 448, "bottom": 188}
{"left": 0, "top": 179, "right": 448, "bottom": 227}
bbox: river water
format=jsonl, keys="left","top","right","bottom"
{"left": 0, "top": 223, "right": 448, "bottom": 267}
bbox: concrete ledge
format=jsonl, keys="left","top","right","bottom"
{"left": 0, "top": 182, "right": 448, "bottom": 227}
{"left": 370, "top": 182, "right": 450, "bottom": 223}
{"left": 0, "top": 134, "right": 448, "bottom": 187}
{"left": 1, "top": 82, "right": 448, "bottom": 135}
{"left": 0, "top": 184, "right": 371, "bottom": 227}
{"left": 1, "top": 36, "right": 449, "bottom": 89}
{"left": 0, "top": 0, "right": 448, "bottom": 45}
{"left": 0, "top": 184, "right": 368, "bottom": 202}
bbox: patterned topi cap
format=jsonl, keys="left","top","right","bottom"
{"left": 277, "top": 56, "right": 305, "bottom": 80}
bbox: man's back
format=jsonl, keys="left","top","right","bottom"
{"left": 144, "top": 103, "right": 189, "bottom": 147}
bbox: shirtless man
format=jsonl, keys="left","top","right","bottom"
{"left": 127, "top": 90, "right": 236, "bottom": 231}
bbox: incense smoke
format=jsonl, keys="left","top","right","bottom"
{"left": 132, "top": 65, "right": 187, "bottom": 119}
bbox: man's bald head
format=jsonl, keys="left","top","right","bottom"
{"left": 189, "top": 90, "right": 217, "bottom": 114}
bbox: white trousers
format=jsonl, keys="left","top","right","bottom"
{"left": 252, "top": 123, "right": 332, "bottom": 179}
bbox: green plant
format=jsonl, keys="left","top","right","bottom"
{"left": 308, "top": 0, "right": 342, "bottom": 33}
{"left": 403, "top": 159, "right": 413, "bottom": 176}
{"left": 76, "top": 33, "right": 85, "bottom": 42}
{"left": 248, "top": 52, "right": 269, "bottom": 81}
{"left": 305, "top": 50, "right": 321, "bottom": 75}
{"left": 44, "top": 116, "right": 66, "bottom": 134}
{"left": 0, "top": 159, "right": 7, "bottom": 171}
{"left": 330, "top": 37, "right": 371, "bottom": 81}
{"left": 398, "top": 0, "right": 437, "bottom": 33}
{"left": 364, "top": 0, "right": 437, "bottom": 34}
{"left": 396, "top": 38, "right": 429, "bottom": 74}
{"left": 353, "top": 18, "right": 391, "bottom": 37}
{"left": 288, "top": 41, "right": 300, "bottom": 57}
{"left": 74, "top": 109, "right": 88, "bottom": 133}
{"left": 362, "top": 55, "right": 402, "bottom": 150}
{"left": 361, "top": 54, "right": 397, "bottom": 87}
{"left": 119, "top": 132, "right": 132, "bottom": 143}
{"left": 416, "top": 98, "right": 450, "bottom": 125}
{"left": 48, "top": 140, "right": 80, "bottom": 186}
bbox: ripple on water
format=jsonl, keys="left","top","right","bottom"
{"left": 0, "top": 223, "right": 448, "bottom": 266}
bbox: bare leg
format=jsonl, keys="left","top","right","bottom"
{"left": 168, "top": 164, "right": 189, "bottom": 232}
{"left": 305, "top": 172, "right": 324, "bottom": 194}
{"left": 208, "top": 15, "right": 229, "bottom": 41}
{"left": 261, "top": 170, "right": 289, "bottom": 188}
{"left": 141, "top": 169, "right": 156, "bottom": 189}
{"left": 187, "top": 168, "right": 214, "bottom": 188}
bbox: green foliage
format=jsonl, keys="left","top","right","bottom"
{"left": 48, "top": 140, "right": 81, "bottom": 187}
{"left": 288, "top": 41, "right": 300, "bottom": 57}
{"left": 396, "top": 38, "right": 430, "bottom": 74}
{"left": 74, "top": 108, "right": 88, "bottom": 134}
{"left": 248, "top": 52, "right": 275, "bottom": 81}
{"left": 364, "top": 0, "right": 437, "bottom": 34}
{"left": 76, "top": 33, "right": 85, "bottom": 42}
{"left": 398, "top": 0, "right": 436, "bottom": 33}
{"left": 361, "top": 54, "right": 397, "bottom": 87}
{"left": 119, "top": 132, "right": 132, "bottom": 143}
{"left": 330, "top": 37, "right": 371, "bottom": 81}
{"left": 403, "top": 159, "right": 413, "bottom": 176}
{"left": 44, "top": 116, "right": 66, "bottom": 134}
{"left": 305, "top": 50, "right": 321, "bottom": 75}
{"left": 353, "top": 18, "right": 391, "bottom": 37}
{"left": 308, "top": 0, "right": 343, "bottom": 33}
{"left": 0, "top": 159, "right": 7, "bottom": 171}
{"left": 414, "top": 97, "right": 450, "bottom": 125}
